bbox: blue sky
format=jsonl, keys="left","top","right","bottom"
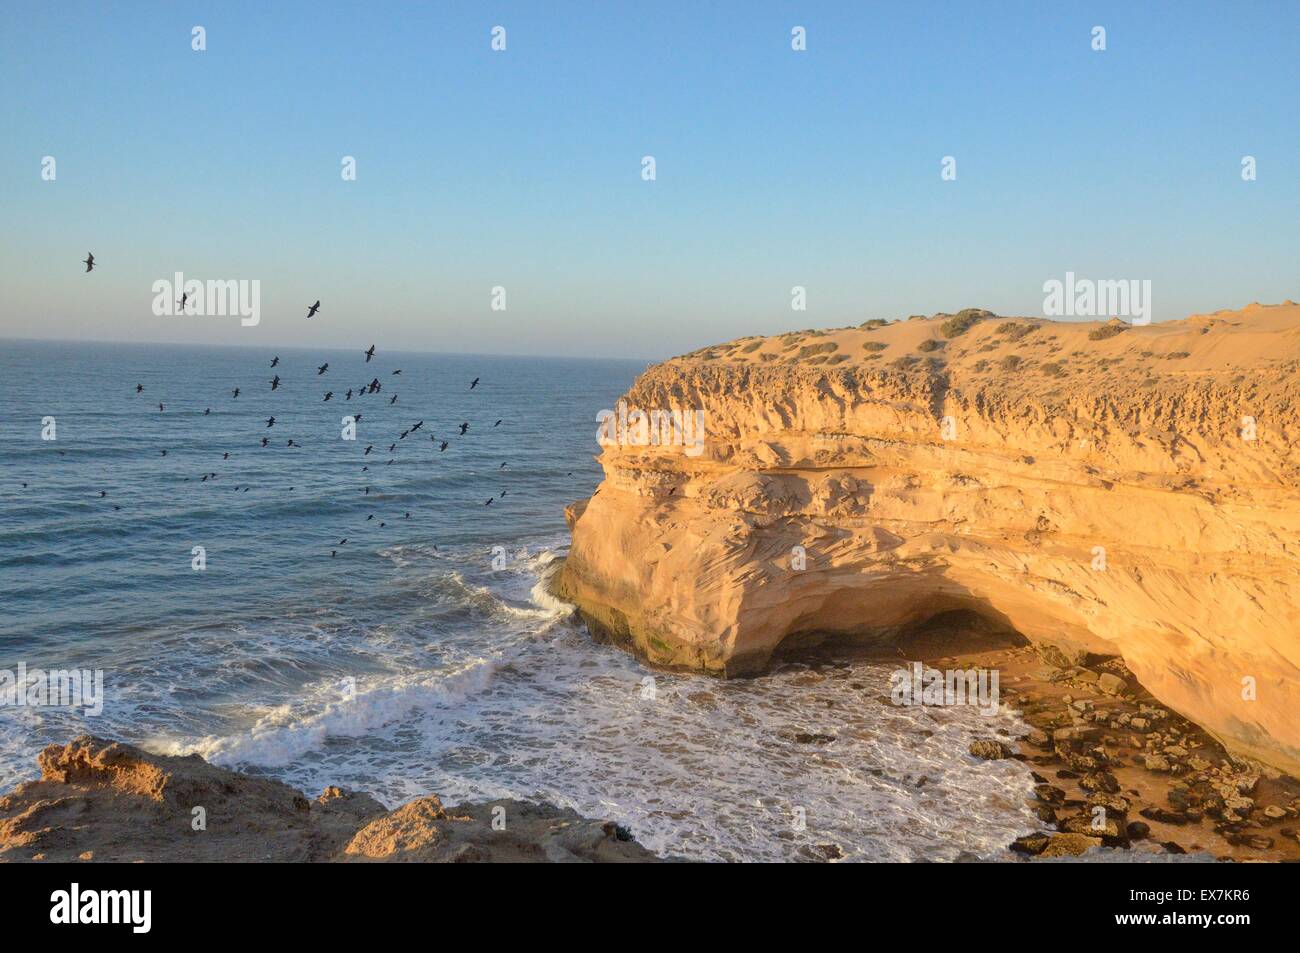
{"left": 1, "top": 1, "right": 1297, "bottom": 358}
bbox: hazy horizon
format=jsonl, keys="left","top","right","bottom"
{"left": 2, "top": 1, "right": 1297, "bottom": 358}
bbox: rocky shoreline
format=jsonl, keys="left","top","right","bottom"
{"left": 0, "top": 736, "right": 658, "bottom": 863}
{"left": 952, "top": 643, "right": 1300, "bottom": 861}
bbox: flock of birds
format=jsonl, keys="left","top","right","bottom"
{"left": 77, "top": 252, "right": 539, "bottom": 559}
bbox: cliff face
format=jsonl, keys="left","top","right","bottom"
{"left": 558, "top": 303, "right": 1300, "bottom": 775}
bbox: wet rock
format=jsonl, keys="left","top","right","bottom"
{"left": 1034, "top": 784, "right": 1067, "bottom": 805}
{"left": 1080, "top": 772, "right": 1121, "bottom": 794}
{"left": 1040, "top": 832, "right": 1102, "bottom": 857}
{"left": 1140, "top": 807, "right": 1190, "bottom": 825}
{"left": 790, "top": 732, "right": 837, "bottom": 745}
{"left": 1010, "top": 833, "right": 1050, "bottom": 856}
{"left": 969, "top": 739, "right": 1013, "bottom": 760}
{"left": 1126, "top": 821, "right": 1151, "bottom": 840}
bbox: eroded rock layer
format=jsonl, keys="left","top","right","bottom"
{"left": 0, "top": 736, "right": 656, "bottom": 862}
{"left": 557, "top": 303, "right": 1300, "bottom": 774}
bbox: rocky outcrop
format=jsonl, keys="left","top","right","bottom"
{"left": 557, "top": 303, "right": 1300, "bottom": 774}
{"left": 0, "top": 736, "right": 657, "bottom": 862}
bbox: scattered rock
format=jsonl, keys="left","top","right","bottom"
{"left": 1097, "top": 673, "right": 1128, "bottom": 696}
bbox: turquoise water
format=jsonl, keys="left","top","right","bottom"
{"left": 0, "top": 339, "right": 1036, "bottom": 860}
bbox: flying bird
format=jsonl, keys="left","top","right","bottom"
{"left": 389, "top": 395, "right": 397, "bottom": 405}
{"left": 83, "top": 253, "right": 95, "bottom": 272}
{"left": 364, "top": 345, "right": 375, "bottom": 362}
{"left": 323, "top": 392, "right": 333, "bottom": 401}
{"left": 260, "top": 437, "right": 269, "bottom": 447}
{"left": 306, "top": 300, "right": 321, "bottom": 319}
{"left": 459, "top": 422, "right": 469, "bottom": 435}
{"left": 494, "top": 420, "right": 502, "bottom": 427}
{"left": 439, "top": 441, "right": 448, "bottom": 451}
{"left": 266, "top": 416, "right": 276, "bottom": 427}
{"left": 391, "top": 369, "right": 401, "bottom": 375}
{"left": 271, "top": 356, "right": 280, "bottom": 367}
{"left": 469, "top": 378, "right": 480, "bottom": 389}
{"left": 270, "top": 375, "right": 281, "bottom": 391}
{"left": 317, "top": 363, "right": 328, "bottom": 375}
{"left": 158, "top": 403, "right": 164, "bottom": 412}
{"left": 135, "top": 383, "right": 144, "bottom": 394}
{"left": 232, "top": 388, "right": 241, "bottom": 398}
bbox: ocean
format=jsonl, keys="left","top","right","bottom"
{"left": 0, "top": 339, "right": 1036, "bottom": 861}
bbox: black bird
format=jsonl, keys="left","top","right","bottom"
{"left": 287, "top": 439, "right": 299, "bottom": 448}
{"left": 391, "top": 369, "right": 401, "bottom": 375}
{"left": 364, "top": 345, "right": 375, "bottom": 362}
{"left": 222, "top": 452, "right": 229, "bottom": 460}
{"left": 459, "top": 422, "right": 469, "bottom": 435}
{"left": 439, "top": 441, "right": 448, "bottom": 451}
{"left": 99, "top": 490, "right": 107, "bottom": 497}
{"left": 160, "top": 450, "right": 167, "bottom": 457}
{"left": 484, "top": 497, "right": 493, "bottom": 506}
{"left": 364, "top": 486, "right": 370, "bottom": 495}
{"left": 500, "top": 490, "right": 508, "bottom": 498}
{"left": 204, "top": 408, "right": 211, "bottom": 416}
{"left": 270, "top": 375, "right": 281, "bottom": 391}
{"left": 331, "top": 550, "right": 336, "bottom": 558}
{"left": 389, "top": 395, "right": 397, "bottom": 405}
{"left": 494, "top": 419, "right": 502, "bottom": 427}
{"left": 364, "top": 445, "right": 373, "bottom": 455}
{"left": 177, "top": 291, "right": 189, "bottom": 310}
{"left": 338, "top": 538, "right": 347, "bottom": 545}
{"left": 306, "top": 300, "right": 321, "bottom": 319}
{"left": 83, "top": 253, "right": 95, "bottom": 272}
{"left": 367, "top": 514, "right": 374, "bottom": 521}
{"left": 345, "top": 389, "right": 353, "bottom": 400}
{"left": 499, "top": 462, "right": 507, "bottom": 469}
{"left": 232, "top": 388, "right": 241, "bottom": 398}
{"left": 266, "top": 416, "right": 276, "bottom": 427}
{"left": 354, "top": 414, "right": 362, "bottom": 422}
{"left": 271, "top": 356, "right": 280, "bottom": 367}
{"left": 135, "top": 383, "right": 144, "bottom": 394}
{"left": 323, "top": 392, "right": 333, "bottom": 401}
{"left": 400, "top": 430, "right": 409, "bottom": 439}
{"left": 317, "top": 363, "right": 328, "bottom": 375}
{"left": 404, "top": 512, "right": 410, "bottom": 519}
{"left": 379, "top": 522, "right": 386, "bottom": 528}
{"left": 388, "top": 443, "right": 396, "bottom": 453}
{"left": 410, "top": 421, "right": 423, "bottom": 432}
{"left": 469, "top": 378, "right": 480, "bottom": 389}
{"left": 260, "top": 437, "right": 269, "bottom": 447}
{"left": 158, "top": 403, "right": 165, "bottom": 412}
{"left": 368, "top": 378, "right": 380, "bottom": 393}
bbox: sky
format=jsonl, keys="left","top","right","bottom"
{"left": 1, "top": 1, "right": 1297, "bottom": 359}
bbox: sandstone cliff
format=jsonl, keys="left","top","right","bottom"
{"left": 0, "top": 736, "right": 656, "bottom": 862}
{"left": 557, "top": 302, "right": 1300, "bottom": 775}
